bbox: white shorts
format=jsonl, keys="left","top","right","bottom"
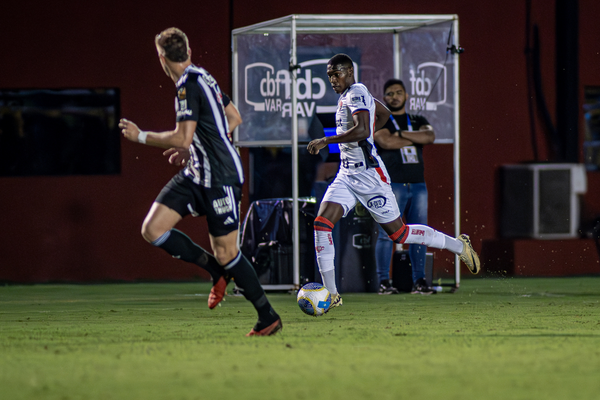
{"left": 322, "top": 168, "right": 401, "bottom": 224}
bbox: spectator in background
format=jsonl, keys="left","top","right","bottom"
{"left": 374, "top": 79, "right": 436, "bottom": 295}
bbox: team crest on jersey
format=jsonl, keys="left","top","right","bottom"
{"left": 351, "top": 95, "right": 366, "bottom": 106}
{"left": 367, "top": 195, "right": 386, "bottom": 209}
{"left": 202, "top": 74, "right": 217, "bottom": 88}
{"left": 177, "top": 87, "right": 186, "bottom": 100}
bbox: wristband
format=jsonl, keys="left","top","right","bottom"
{"left": 138, "top": 131, "right": 148, "bottom": 144}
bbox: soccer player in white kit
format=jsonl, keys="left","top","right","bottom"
{"left": 307, "top": 54, "right": 480, "bottom": 308}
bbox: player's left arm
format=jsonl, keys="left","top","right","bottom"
{"left": 225, "top": 102, "right": 243, "bottom": 134}
{"left": 119, "top": 119, "right": 197, "bottom": 149}
{"left": 374, "top": 99, "right": 391, "bottom": 131}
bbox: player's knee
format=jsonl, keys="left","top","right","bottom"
{"left": 141, "top": 220, "right": 162, "bottom": 243}
{"left": 214, "top": 247, "right": 238, "bottom": 266}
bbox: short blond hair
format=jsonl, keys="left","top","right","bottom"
{"left": 155, "top": 27, "right": 190, "bottom": 62}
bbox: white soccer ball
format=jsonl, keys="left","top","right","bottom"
{"left": 297, "top": 282, "right": 332, "bottom": 316}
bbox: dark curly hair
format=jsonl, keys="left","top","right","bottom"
{"left": 328, "top": 53, "right": 353, "bottom": 69}
{"left": 155, "top": 27, "right": 189, "bottom": 62}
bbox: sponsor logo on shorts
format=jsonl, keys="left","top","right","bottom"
{"left": 328, "top": 234, "right": 333, "bottom": 245}
{"left": 411, "top": 228, "right": 425, "bottom": 236}
{"left": 224, "top": 216, "right": 235, "bottom": 225}
{"left": 177, "top": 109, "right": 193, "bottom": 117}
{"left": 213, "top": 196, "right": 233, "bottom": 215}
{"left": 367, "top": 195, "right": 386, "bottom": 209}
{"left": 316, "top": 246, "right": 325, "bottom": 253}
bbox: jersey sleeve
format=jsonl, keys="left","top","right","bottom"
{"left": 175, "top": 75, "right": 202, "bottom": 122}
{"left": 346, "top": 85, "right": 371, "bottom": 115}
{"left": 222, "top": 93, "right": 231, "bottom": 108}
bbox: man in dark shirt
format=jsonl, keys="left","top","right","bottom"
{"left": 119, "top": 27, "right": 281, "bottom": 336}
{"left": 374, "top": 79, "right": 436, "bottom": 295}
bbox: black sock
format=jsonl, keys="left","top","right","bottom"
{"left": 152, "top": 229, "right": 224, "bottom": 283}
{"left": 225, "top": 252, "right": 278, "bottom": 325}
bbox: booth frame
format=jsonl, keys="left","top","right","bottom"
{"left": 232, "top": 14, "right": 462, "bottom": 291}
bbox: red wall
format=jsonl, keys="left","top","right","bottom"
{"left": 1, "top": 0, "right": 599, "bottom": 283}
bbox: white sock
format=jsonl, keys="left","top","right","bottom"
{"left": 405, "top": 224, "right": 464, "bottom": 255}
{"left": 315, "top": 230, "right": 337, "bottom": 295}
{"left": 320, "top": 269, "right": 338, "bottom": 296}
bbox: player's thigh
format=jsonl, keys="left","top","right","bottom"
{"left": 203, "top": 185, "right": 242, "bottom": 264}
{"left": 321, "top": 176, "right": 358, "bottom": 218}
{"left": 142, "top": 202, "right": 182, "bottom": 242}
{"left": 353, "top": 172, "right": 401, "bottom": 225}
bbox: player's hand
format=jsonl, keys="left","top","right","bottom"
{"left": 119, "top": 119, "right": 141, "bottom": 142}
{"left": 163, "top": 147, "right": 190, "bottom": 166}
{"left": 307, "top": 137, "right": 328, "bottom": 155}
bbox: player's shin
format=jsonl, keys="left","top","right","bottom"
{"left": 151, "top": 229, "right": 224, "bottom": 282}
{"left": 224, "top": 251, "right": 277, "bottom": 322}
{"left": 390, "top": 224, "right": 463, "bottom": 254}
{"left": 315, "top": 229, "right": 337, "bottom": 295}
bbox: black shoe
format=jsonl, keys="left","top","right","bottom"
{"left": 378, "top": 280, "right": 400, "bottom": 295}
{"left": 411, "top": 278, "right": 435, "bottom": 295}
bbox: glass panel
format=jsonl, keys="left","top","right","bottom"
{"left": 236, "top": 32, "right": 293, "bottom": 144}
{"left": 400, "top": 21, "right": 456, "bottom": 143}
{"left": 583, "top": 86, "right": 600, "bottom": 171}
{"left": 235, "top": 31, "right": 394, "bottom": 146}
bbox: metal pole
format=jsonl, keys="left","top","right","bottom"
{"left": 231, "top": 33, "right": 239, "bottom": 144}
{"left": 393, "top": 32, "right": 401, "bottom": 78}
{"left": 291, "top": 15, "right": 300, "bottom": 289}
{"left": 453, "top": 18, "right": 461, "bottom": 288}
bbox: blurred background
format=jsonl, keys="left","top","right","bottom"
{"left": 1, "top": 0, "right": 599, "bottom": 284}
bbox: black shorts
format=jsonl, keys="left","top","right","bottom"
{"left": 155, "top": 171, "right": 242, "bottom": 237}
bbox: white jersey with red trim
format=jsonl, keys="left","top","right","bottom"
{"left": 335, "top": 83, "right": 386, "bottom": 177}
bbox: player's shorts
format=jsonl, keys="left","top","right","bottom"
{"left": 155, "top": 171, "right": 241, "bottom": 237}
{"left": 322, "top": 168, "right": 400, "bottom": 224}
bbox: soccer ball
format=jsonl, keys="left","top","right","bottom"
{"left": 297, "top": 282, "right": 331, "bottom": 316}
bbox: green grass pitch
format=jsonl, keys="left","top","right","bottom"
{"left": 1, "top": 277, "right": 599, "bottom": 400}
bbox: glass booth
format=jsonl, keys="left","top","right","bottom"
{"left": 232, "top": 14, "right": 462, "bottom": 291}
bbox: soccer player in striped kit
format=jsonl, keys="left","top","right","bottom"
{"left": 307, "top": 54, "right": 480, "bottom": 308}
{"left": 119, "top": 28, "right": 281, "bottom": 336}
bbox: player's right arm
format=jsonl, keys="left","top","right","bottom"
{"left": 119, "top": 119, "right": 196, "bottom": 149}
{"left": 307, "top": 111, "right": 371, "bottom": 155}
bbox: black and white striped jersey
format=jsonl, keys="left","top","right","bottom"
{"left": 175, "top": 65, "right": 244, "bottom": 188}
